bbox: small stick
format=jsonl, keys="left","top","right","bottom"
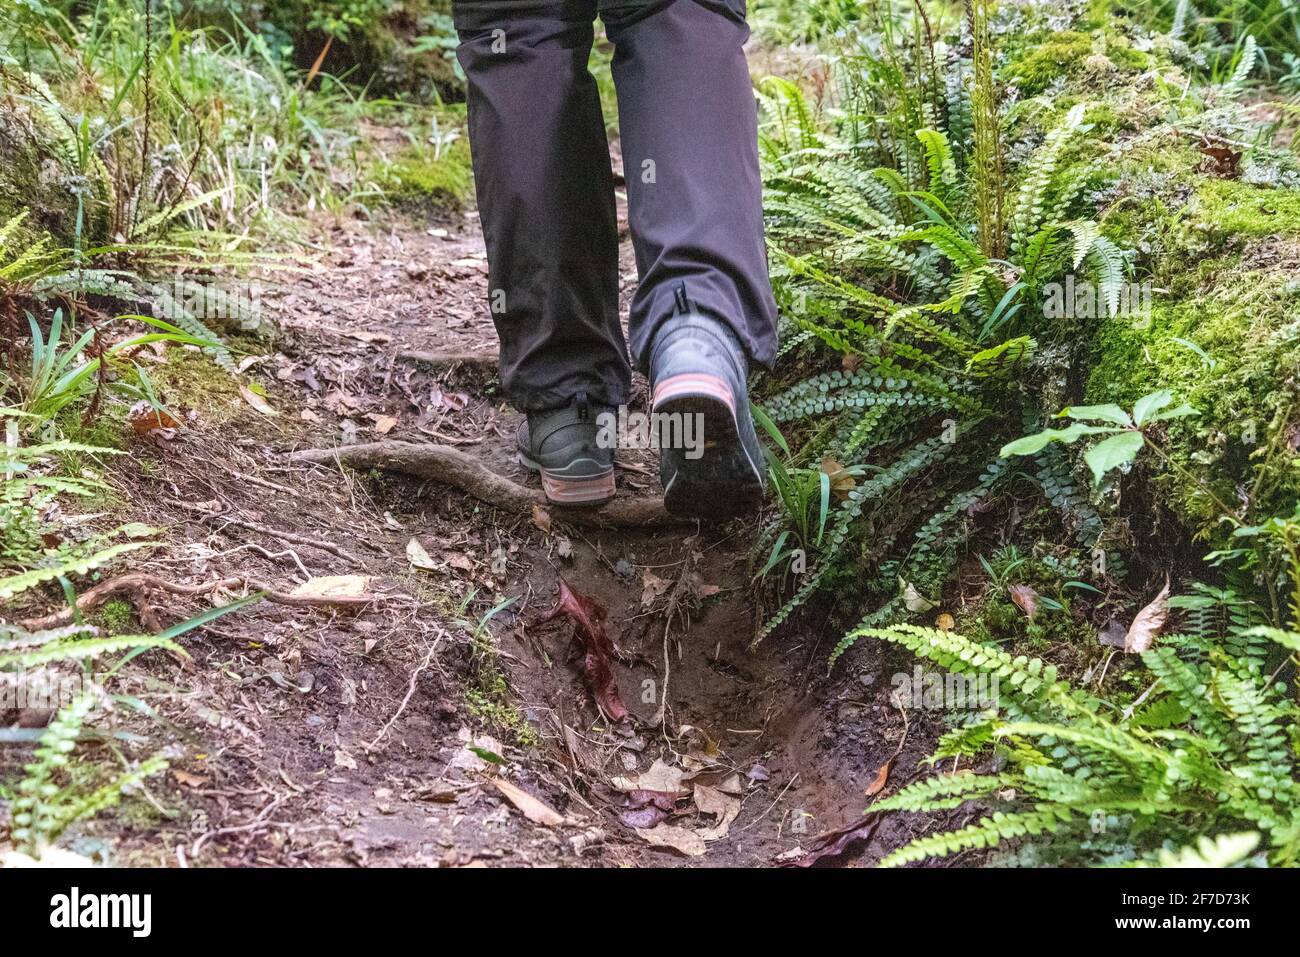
{"left": 18, "top": 573, "right": 385, "bottom": 632}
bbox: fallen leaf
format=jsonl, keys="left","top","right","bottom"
{"left": 1008, "top": 584, "right": 1040, "bottom": 622}
{"left": 820, "top": 456, "right": 857, "bottom": 499}
{"left": 127, "top": 401, "right": 182, "bottom": 434}
{"left": 406, "top": 537, "right": 438, "bottom": 570}
{"left": 641, "top": 569, "right": 671, "bottom": 609}
{"left": 493, "top": 779, "right": 565, "bottom": 827}
{"left": 776, "top": 816, "right": 879, "bottom": 868}
{"left": 1098, "top": 619, "right": 1127, "bottom": 648}
{"left": 864, "top": 758, "right": 894, "bottom": 797}
{"left": 239, "top": 384, "right": 278, "bottom": 416}
{"left": 901, "top": 580, "right": 937, "bottom": 613}
{"left": 291, "top": 575, "right": 372, "bottom": 599}
{"left": 616, "top": 789, "right": 680, "bottom": 829}
{"left": 1124, "top": 577, "right": 1171, "bottom": 653}
{"left": 341, "top": 329, "right": 393, "bottom": 344}
{"left": 634, "top": 823, "right": 706, "bottom": 857}
{"left": 693, "top": 783, "right": 741, "bottom": 841}
{"left": 172, "top": 769, "right": 210, "bottom": 789}
{"left": 540, "top": 577, "right": 628, "bottom": 721}
{"left": 449, "top": 729, "right": 506, "bottom": 773}
{"left": 612, "top": 759, "right": 687, "bottom": 794}
{"left": 531, "top": 503, "right": 552, "bottom": 534}
{"left": 1, "top": 846, "right": 96, "bottom": 868}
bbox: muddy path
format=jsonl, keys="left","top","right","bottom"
{"left": 83, "top": 188, "right": 959, "bottom": 868}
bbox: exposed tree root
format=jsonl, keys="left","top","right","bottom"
{"left": 19, "top": 573, "right": 383, "bottom": 632}
{"left": 398, "top": 349, "right": 498, "bottom": 372}
{"left": 290, "top": 441, "right": 690, "bottom": 528}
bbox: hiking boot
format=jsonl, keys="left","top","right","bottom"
{"left": 516, "top": 393, "right": 616, "bottom": 506}
{"left": 648, "top": 313, "right": 764, "bottom": 520}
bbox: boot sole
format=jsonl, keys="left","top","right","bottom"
{"left": 518, "top": 452, "right": 615, "bottom": 507}
{"left": 652, "top": 374, "right": 763, "bottom": 521}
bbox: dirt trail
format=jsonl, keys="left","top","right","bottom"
{"left": 90, "top": 192, "right": 953, "bottom": 868}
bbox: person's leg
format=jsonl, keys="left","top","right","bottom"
{"left": 600, "top": 0, "right": 777, "bottom": 372}
{"left": 601, "top": 0, "right": 777, "bottom": 518}
{"left": 454, "top": 0, "right": 631, "bottom": 413}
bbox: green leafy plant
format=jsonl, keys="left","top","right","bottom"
{"left": 1001, "top": 389, "right": 1199, "bottom": 485}
{"left": 3, "top": 593, "right": 263, "bottom": 856}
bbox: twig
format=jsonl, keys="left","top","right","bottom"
{"left": 175, "top": 501, "right": 364, "bottom": 563}
{"left": 363, "top": 628, "right": 446, "bottom": 753}
{"left": 18, "top": 573, "right": 386, "bottom": 631}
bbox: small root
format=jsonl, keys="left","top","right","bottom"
{"left": 18, "top": 572, "right": 384, "bottom": 632}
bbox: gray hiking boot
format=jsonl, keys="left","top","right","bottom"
{"left": 517, "top": 392, "right": 616, "bottom": 507}
{"left": 648, "top": 312, "right": 765, "bottom": 520}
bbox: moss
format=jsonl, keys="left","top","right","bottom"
{"left": 465, "top": 630, "right": 537, "bottom": 746}
{"left": 1086, "top": 263, "right": 1300, "bottom": 535}
{"left": 151, "top": 348, "right": 244, "bottom": 423}
{"left": 97, "top": 598, "right": 136, "bottom": 634}
{"left": 1188, "top": 179, "right": 1300, "bottom": 241}
{"left": 1003, "top": 28, "right": 1150, "bottom": 97}
{"left": 377, "top": 136, "right": 474, "bottom": 212}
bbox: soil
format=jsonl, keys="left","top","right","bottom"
{"left": 14, "top": 160, "right": 963, "bottom": 870}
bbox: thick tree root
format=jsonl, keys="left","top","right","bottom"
{"left": 290, "top": 441, "right": 689, "bottom": 528}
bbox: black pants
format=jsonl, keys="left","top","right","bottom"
{"left": 453, "top": 0, "right": 778, "bottom": 410}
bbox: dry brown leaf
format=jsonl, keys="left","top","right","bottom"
{"left": 406, "top": 538, "right": 438, "bottom": 571}
{"left": 1124, "top": 577, "right": 1171, "bottom": 653}
{"left": 641, "top": 569, "right": 671, "bottom": 608}
{"left": 492, "top": 779, "right": 565, "bottom": 827}
{"left": 127, "top": 401, "right": 182, "bottom": 434}
{"left": 864, "top": 757, "right": 894, "bottom": 797}
{"left": 171, "top": 769, "right": 210, "bottom": 789}
{"left": 531, "top": 503, "right": 552, "bottom": 534}
{"left": 693, "top": 783, "right": 741, "bottom": 842}
{"left": 819, "top": 456, "right": 857, "bottom": 499}
{"left": 634, "top": 823, "right": 706, "bottom": 857}
{"left": 292, "top": 575, "right": 372, "bottom": 599}
{"left": 239, "top": 384, "right": 278, "bottom": 416}
{"left": 1008, "top": 584, "right": 1040, "bottom": 622}
{"left": 612, "top": 759, "right": 687, "bottom": 794}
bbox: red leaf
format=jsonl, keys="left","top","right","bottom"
{"left": 776, "top": 816, "right": 880, "bottom": 868}
{"left": 541, "top": 577, "right": 628, "bottom": 722}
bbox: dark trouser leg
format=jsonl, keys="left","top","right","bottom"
{"left": 454, "top": 1, "right": 631, "bottom": 411}
{"left": 602, "top": 0, "right": 778, "bottom": 372}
